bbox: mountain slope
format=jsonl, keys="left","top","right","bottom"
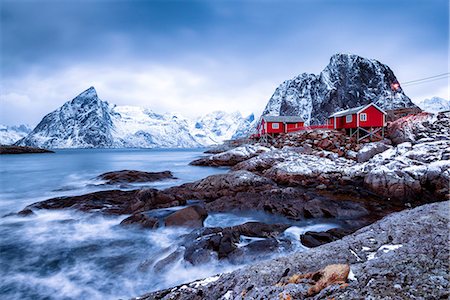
{"left": 0, "top": 124, "right": 32, "bottom": 145}
{"left": 16, "top": 87, "right": 254, "bottom": 149}
{"left": 263, "top": 53, "right": 417, "bottom": 125}
{"left": 17, "top": 87, "right": 114, "bottom": 148}
{"left": 414, "top": 97, "right": 450, "bottom": 113}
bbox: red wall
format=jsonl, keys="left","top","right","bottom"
{"left": 328, "top": 118, "right": 334, "bottom": 128}
{"left": 342, "top": 114, "right": 358, "bottom": 128}
{"left": 259, "top": 121, "right": 305, "bottom": 134}
{"left": 266, "top": 122, "right": 284, "bottom": 134}
{"left": 358, "top": 105, "right": 385, "bottom": 127}
{"left": 286, "top": 122, "right": 304, "bottom": 131}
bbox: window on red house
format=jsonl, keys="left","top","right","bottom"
{"left": 360, "top": 113, "right": 367, "bottom": 121}
{"left": 346, "top": 115, "right": 352, "bottom": 123}
{"left": 272, "top": 123, "right": 279, "bottom": 129}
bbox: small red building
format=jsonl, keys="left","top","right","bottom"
{"left": 328, "top": 103, "right": 387, "bottom": 141}
{"left": 257, "top": 115, "right": 304, "bottom": 136}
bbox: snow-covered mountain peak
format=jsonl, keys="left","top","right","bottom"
{"left": 16, "top": 87, "right": 255, "bottom": 148}
{"left": 78, "top": 86, "right": 97, "bottom": 98}
{"left": 262, "top": 53, "right": 417, "bottom": 125}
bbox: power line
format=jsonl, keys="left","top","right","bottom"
{"left": 401, "top": 73, "right": 449, "bottom": 85}
{"left": 402, "top": 75, "right": 449, "bottom": 87}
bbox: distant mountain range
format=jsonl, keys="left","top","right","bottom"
{"left": 413, "top": 97, "right": 450, "bottom": 113}
{"left": 262, "top": 53, "right": 418, "bottom": 125}
{"left": 4, "top": 53, "right": 446, "bottom": 148}
{"left": 11, "top": 87, "right": 255, "bottom": 148}
{"left": 0, "top": 124, "right": 32, "bottom": 145}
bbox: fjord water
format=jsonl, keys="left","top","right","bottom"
{"left": 0, "top": 149, "right": 337, "bottom": 299}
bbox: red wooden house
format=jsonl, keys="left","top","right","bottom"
{"left": 328, "top": 103, "right": 387, "bottom": 141}
{"left": 257, "top": 115, "right": 304, "bottom": 136}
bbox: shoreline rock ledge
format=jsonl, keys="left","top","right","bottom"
{"left": 134, "top": 201, "right": 449, "bottom": 300}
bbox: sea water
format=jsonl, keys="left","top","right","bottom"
{"left": 0, "top": 148, "right": 337, "bottom": 299}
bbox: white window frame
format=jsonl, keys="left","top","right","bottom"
{"left": 360, "top": 113, "right": 367, "bottom": 121}
{"left": 271, "top": 123, "right": 279, "bottom": 129}
{"left": 345, "top": 115, "right": 352, "bottom": 123}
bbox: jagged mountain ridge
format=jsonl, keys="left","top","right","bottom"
{"left": 17, "top": 87, "right": 255, "bottom": 149}
{"left": 263, "top": 53, "right": 418, "bottom": 125}
{"left": 0, "top": 124, "right": 32, "bottom": 145}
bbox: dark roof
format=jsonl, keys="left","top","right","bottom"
{"left": 329, "top": 103, "right": 387, "bottom": 118}
{"left": 261, "top": 115, "right": 304, "bottom": 122}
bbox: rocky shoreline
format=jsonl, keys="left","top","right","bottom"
{"left": 0, "top": 145, "right": 54, "bottom": 154}
{"left": 137, "top": 200, "right": 449, "bottom": 300}
{"left": 9, "top": 112, "right": 450, "bottom": 299}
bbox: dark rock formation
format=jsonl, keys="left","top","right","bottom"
{"left": 164, "top": 205, "right": 208, "bottom": 228}
{"left": 120, "top": 213, "right": 159, "bottom": 229}
{"left": 166, "top": 222, "right": 292, "bottom": 266}
{"left": 136, "top": 201, "right": 449, "bottom": 300}
{"left": 301, "top": 227, "right": 356, "bottom": 248}
{"left": 0, "top": 145, "right": 54, "bottom": 154}
{"left": 24, "top": 188, "right": 185, "bottom": 215}
{"left": 97, "top": 170, "right": 175, "bottom": 184}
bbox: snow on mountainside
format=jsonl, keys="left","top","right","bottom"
{"left": 191, "top": 111, "right": 256, "bottom": 145}
{"left": 262, "top": 53, "right": 418, "bottom": 125}
{"left": 414, "top": 97, "right": 450, "bottom": 113}
{"left": 0, "top": 124, "right": 32, "bottom": 145}
{"left": 16, "top": 87, "right": 254, "bottom": 149}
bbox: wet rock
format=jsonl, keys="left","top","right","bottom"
{"left": 17, "top": 208, "right": 35, "bottom": 216}
{"left": 120, "top": 213, "right": 159, "bottom": 229}
{"left": 230, "top": 222, "right": 290, "bottom": 238}
{"left": 136, "top": 201, "right": 449, "bottom": 300}
{"left": 164, "top": 205, "right": 208, "bottom": 228}
{"left": 176, "top": 222, "right": 291, "bottom": 266}
{"left": 97, "top": 169, "right": 175, "bottom": 184}
{"left": 25, "top": 188, "right": 185, "bottom": 215}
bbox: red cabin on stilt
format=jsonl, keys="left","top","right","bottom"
{"left": 328, "top": 103, "right": 387, "bottom": 142}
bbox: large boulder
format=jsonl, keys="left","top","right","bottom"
{"left": 170, "top": 222, "right": 292, "bottom": 266}
{"left": 97, "top": 170, "right": 175, "bottom": 184}
{"left": 120, "top": 213, "right": 159, "bottom": 229}
{"left": 164, "top": 205, "right": 208, "bottom": 228}
{"left": 356, "top": 142, "right": 391, "bottom": 163}
{"left": 24, "top": 188, "right": 185, "bottom": 215}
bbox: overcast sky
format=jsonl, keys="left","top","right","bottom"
{"left": 1, "top": 0, "right": 448, "bottom": 126}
